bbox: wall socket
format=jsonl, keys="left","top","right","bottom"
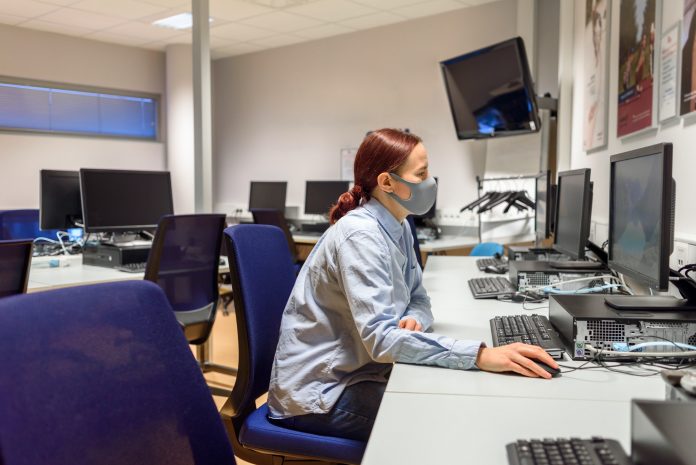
{"left": 670, "top": 240, "right": 696, "bottom": 270}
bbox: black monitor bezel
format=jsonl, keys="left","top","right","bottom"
{"left": 304, "top": 180, "right": 350, "bottom": 215}
{"left": 535, "top": 170, "right": 551, "bottom": 241}
{"left": 79, "top": 168, "right": 173, "bottom": 233}
{"left": 608, "top": 143, "right": 673, "bottom": 291}
{"left": 248, "top": 181, "right": 287, "bottom": 212}
{"left": 439, "top": 36, "right": 541, "bottom": 140}
{"left": 39, "top": 169, "right": 81, "bottom": 230}
{"left": 553, "top": 168, "right": 592, "bottom": 260}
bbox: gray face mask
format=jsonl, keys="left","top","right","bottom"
{"left": 387, "top": 173, "right": 437, "bottom": 216}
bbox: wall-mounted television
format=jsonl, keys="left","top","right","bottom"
{"left": 440, "top": 37, "right": 541, "bottom": 140}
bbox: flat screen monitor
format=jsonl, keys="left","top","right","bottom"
{"left": 40, "top": 170, "right": 82, "bottom": 230}
{"left": 609, "top": 143, "right": 674, "bottom": 291}
{"left": 79, "top": 169, "right": 173, "bottom": 233}
{"left": 305, "top": 180, "right": 349, "bottom": 215}
{"left": 553, "top": 169, "right": 592, "bottom": 260}
{"left": 535, "top": 171, "right": 550, "bottom": 241}
{"left": 440, "top": 37, "right": 541, "bottom": 140}
{"left": 249, "top": 181, "right": 287, "bottom": 212}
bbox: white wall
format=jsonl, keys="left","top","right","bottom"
{"left": 212, "top": 0, "right": 519, "bottom": 215}
{"left": 0, "top": 24, "right": 166, "bottom": 210}
{"left": 569, "top": 1, "right": 696, "bottom": 243}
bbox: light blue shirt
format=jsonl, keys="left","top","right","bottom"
{"left": 267, "top": 198, "right": 483, "bottom": 418}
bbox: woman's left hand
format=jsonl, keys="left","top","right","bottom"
{"left": 398, "top": 318, "right": 422, "bottom": 332}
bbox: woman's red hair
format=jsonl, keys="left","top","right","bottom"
{"left": 329, "top": 128, "right": 422, "bottom": 224}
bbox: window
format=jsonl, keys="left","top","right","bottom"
{"left": 0, "top": 80, "right": 159, "bottom": 140}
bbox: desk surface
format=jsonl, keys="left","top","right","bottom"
{"left": 363, "top": 256, "right": 665, "bottom": 465}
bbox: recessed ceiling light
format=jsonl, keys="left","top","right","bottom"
{"left": 153, "top": 13, "right": 213, "bottom": 30}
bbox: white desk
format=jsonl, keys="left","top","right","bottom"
{"left": 362, "top": 256, "right": 665, "bottom": 465}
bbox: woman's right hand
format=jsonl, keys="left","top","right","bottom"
{"left": 475, "top": 343, "right": 558, "bottom": 379}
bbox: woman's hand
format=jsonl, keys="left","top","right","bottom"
{"left": 398, "top": 318, "right": 422, "bottom": 332}
{"left": 475, "top": 343, "right": 559, "bottom": 379}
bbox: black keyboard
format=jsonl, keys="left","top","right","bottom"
{"left": 300, "top": 222, "right": 330, "bottom": 234}
{"left": 468, "top": 277, "right": 516, "bottom": 298}
{"left": 507, "top": 437, "right": 630, "bottom": 465}
{"left": 115, "top": 262, "right": 147, "bottom": 273}
{"left": 476, "top": 257, "right": 508, "bottom": 270}
{"left": 490, "top": 314, "right": 565, "bottom": 359}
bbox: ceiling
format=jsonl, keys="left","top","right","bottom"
{"left": 0, "top": 0, "right": 496, "bottom": 58}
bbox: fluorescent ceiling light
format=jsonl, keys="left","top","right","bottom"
{"left": 153, "top": 13, "right": 212, "bottom": 30}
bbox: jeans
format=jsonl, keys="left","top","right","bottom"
{"left": 270, "top": 380, "right": 386, "bottom": 442}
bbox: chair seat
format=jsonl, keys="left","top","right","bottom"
{"left": 239, "top": 404, "right": 365, "bottom": 465}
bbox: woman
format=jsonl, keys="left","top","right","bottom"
{"left": 268, "top": 129, "right": 558, "bottom": 441}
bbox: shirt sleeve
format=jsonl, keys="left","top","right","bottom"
{"left": 401, "top": 235, "right": 434, "bottom": 331}
{"left": 337, "top": 230, "right": 483, "bottom": 370}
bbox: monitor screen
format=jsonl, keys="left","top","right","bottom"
{"left": 249, "top": 181, "right": 287, "bottom": 212}
{"left": 554, "top": 169, "right": 592, "bottom": 260}
{"left": 79, "top": 169, "right": 173, "bottom": 233}
{"left": 440, "top": 37, "right": 541, "bottom": 140}
{"left": 40, "top": 170, "right": 82, "bottom": 230}
{"left": 305, "top": 180, "right": 349, "bottom": 215}
{"left": 609, "top": 143, "right": 673, "bottom": 290}
{"left": 535, "top": 171, "right": 550, "bottom": 240}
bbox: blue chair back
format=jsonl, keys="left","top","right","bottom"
{"left": 250, "top": 208, "right": 299, "bottom": 263}
{"left": 145, "top": 214, "right": 226, "bottom": 345}
{"left": 224, "top": 224, "right": 296, "bottom": 415}
{"left": 406, "top": 215, "right": 423, "bottom": 269}
{"left": 470, "top": 242, "right": 504, "bottom": 257}
{"left": 0, "top": 209, "right": 58, "bottom": 240}
{"left": 0, "top": 240, "right": 33, "bottom": 298}
{"left": 0, "top": 281, "right": 235, "bottom": 465}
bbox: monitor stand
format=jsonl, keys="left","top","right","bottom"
{"left": 604, "top": 295, "right": 696, "bottom": 311}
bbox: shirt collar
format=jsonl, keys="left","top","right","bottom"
{"left": 363, "top": 197, "right": 404, "bottom": 242}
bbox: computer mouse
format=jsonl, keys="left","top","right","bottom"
{"left": 484, "top": 265, "right": 507, "bottom": 274}
{"left": 533, "top": 360, "right": 561, "bottom": 378}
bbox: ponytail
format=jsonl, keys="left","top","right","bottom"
{"left": 329, "top": 185, "right": 369, "bottom": 224}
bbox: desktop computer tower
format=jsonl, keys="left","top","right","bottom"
{"left": 507, "top": 245, "right": 569, "bottom": 262}
{"left": 508, "top": 260, "right": 609, "bottom": 292}
{"left": 82, "top": 243, "right": 151, "bottom": 268}
{"left": 549, "top": 294, "right": 696, "bottom": 361}
{"left": 632, "top": 400, "right": 696, "bottom": 465}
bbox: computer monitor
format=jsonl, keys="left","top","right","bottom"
{"left": 608, "top": 143, "right": 674, "bottom": 291}
{"left": 79, "top": 169, "right": 173, "bottom": 233}
{"left": 535, "top": 171, "right": 550, "bottom": 241}
{"left": 304, "top": 180, "right": 349, "bottom": 216}
{"left": 248, "top": 181, "right": 287, "bottom": 212}
{"left": 40, "top": 170, "right": 82, "bottom": 230}
{"left": 553, "top": 169, "right": 592, "bottom": 260}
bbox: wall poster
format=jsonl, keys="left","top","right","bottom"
{"left": 584, "top": 0, "right": 611, "bottom": 151}
{"left": 681, "top": 0, "right": 696, "bottom": 115}
{"left": 659, "top": 23, "right": 679, "bottom": 122}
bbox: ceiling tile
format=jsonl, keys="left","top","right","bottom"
{"left": 287, "top": 0, "right": 377, "bottom": 22}
{"left": 293, "top": 22, "right": 354, "bottom": 39}
{"left": 350, "top": 0, "right": 427, "bottom": 10}
{"left": 106, "top": 21, "right": 183, "bottom": 41}
{"left": 210, "top": 0, "right": 273, "bottom": 21}
{"left": 340, "top": 11, "right": 404, "bottom": 29}
{"left": 37, "top": 8, "right": 127, "bottom": 30}
{"left": 35, "top": 0, "right": 82, "bottom": 5}
{"left": 20, "top": 18, "right": 94, "bottom": 36}
{"left": 249, "top": 33, "right": 305, "bottom": 47}
{"left": 0, "top": 0, "right": 59, "bottom": 18}
{"left": 140, "top": 0, "right": 189, "bottom": 7}
{"left": 240, "top": 11, "right": 321, "bottom": 33}
{"left": 211, "top": 22, "right": 274, "bottom": 41}
{"left": 70, "top": 0, "right": 169, "bottom": 20}
{"left": 213, "top": 41, "right": 264, "bottom": 58}
{"left": 392, "top": 0, "right": 466, "bottom": 18}
{"left": 0, "top": 13, "right": 28, "bottom": 25}
{"left": 85, "top": 30, "right": 155, "bottom": 46}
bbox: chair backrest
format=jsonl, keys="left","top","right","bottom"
{"left": 406, "top": 215, "right": 423, "bottom": 269}
{"left": 470, "top": 242, "right": 504, "bottom": 257}
{"left": 0, "top": 240, "right": 33, "bottom": 298}
{"left": 145, "top": 214, "right": 226, "bottom": 312}
{"left": 0, "top": 209, "right": 53, "bottom": 240}
{"left": 0, "top": 281, "right": 235, "bottom": 465}
{"left": 250, "top": 208, "right": 298, "bottom": 263}
{"left": 224, "top": 224, "right": 297, "bottom": 415}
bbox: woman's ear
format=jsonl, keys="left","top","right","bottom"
{"left": 376, "top": 172, "right": 394, "bottom": 193}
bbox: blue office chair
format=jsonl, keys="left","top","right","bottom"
{"left": 470, "top": 242, "right": 504, "bottom": 257}
{"left": 0, "top": 239, "right": 33, "bottom": 298}
{"left": 406, "top": 215, "right": 423, "bottom": 269}
{"left": 250, "top": 208, "right": 303, "bottom": 273}
{"left": 222, "top": 224, "right": 365, "bottom": 465}
{"left": 0, "top": 280, "right": 235, "bottom": 465}
{"left": 0, "top": 209, "right": 58, "bottom": 240}
{"left": 144, "top": 214, "right": 237, "bottom": 382}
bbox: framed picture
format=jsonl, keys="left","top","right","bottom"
{"left": 659, "top": 23, "right": 680, "bottom": 122}
{"left": 617, "top": 0, "right": 660, "bottom": 138}
{"left": 584, "top": 0, "right": 611, "bottom": 151}
{"left": 681, "top": 0, "right": 696, "bottom": 115}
